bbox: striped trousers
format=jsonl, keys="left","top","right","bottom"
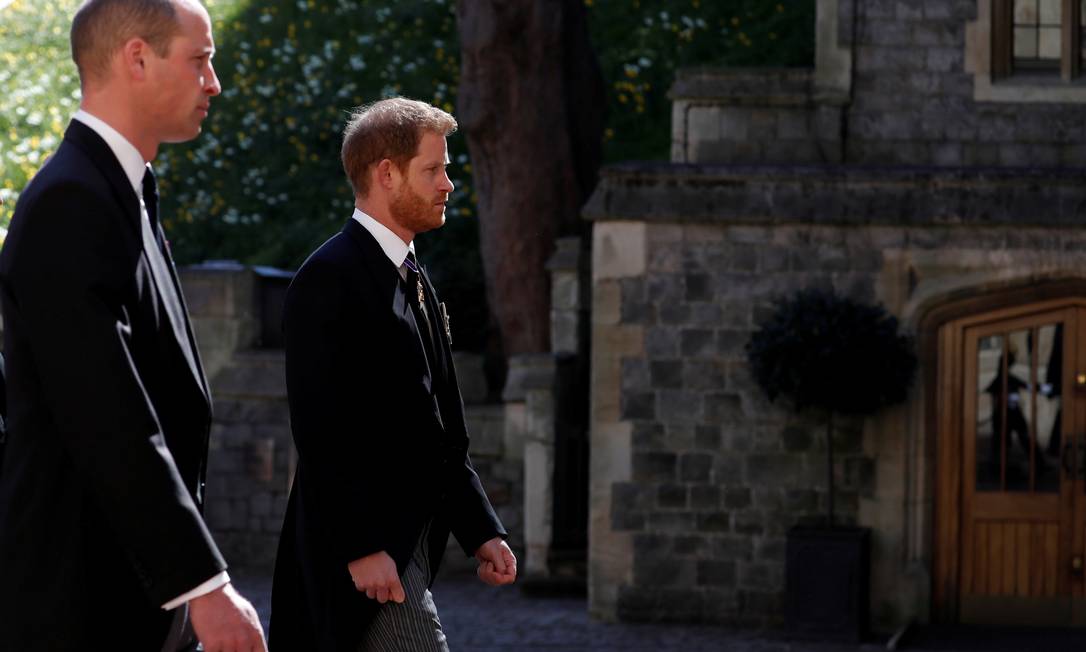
{"left": 358, "top": 523, "right": 449, "bottom": 652}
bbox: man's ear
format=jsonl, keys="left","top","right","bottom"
{"left": 120, "top": 38, "right": 149, "bottom": 81}
{"left": 375, "top": 159, "right": 397, "bottom": 191}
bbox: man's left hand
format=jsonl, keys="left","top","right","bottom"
{"left": 473, "top": 537, "right": 517, "bottom": 586}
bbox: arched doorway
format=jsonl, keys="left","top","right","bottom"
{"left": 933, "top": 293, "right": 1086, "bottom": 626}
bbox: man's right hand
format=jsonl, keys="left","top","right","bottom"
{"left": 348, "top": 550, "right": 405, "bottom": 604}
{"left": 189, "top": 583, "right": 267, "bottom": 652}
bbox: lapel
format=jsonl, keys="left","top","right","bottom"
{"left": 64, "top": 121, "right": 211, "bottom": 407}
{"left": 342, "top": 219, "right": 437, "bottom": 388}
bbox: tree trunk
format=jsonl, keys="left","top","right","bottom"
{"left": 456, "top": 0, "right": 605, "bottom": 356}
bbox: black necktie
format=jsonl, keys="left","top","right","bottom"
{"left": 141, "top": 167, "right": 165, "bottom": 250}
{"left": 404, "top": 251, "right": 438, "bottom": 371}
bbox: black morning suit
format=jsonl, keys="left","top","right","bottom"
{"left": 0, "top": 121, "right": 226, "bottom": 650}
{"left": 269, "top": 219, "right": 506, "bottom": 652}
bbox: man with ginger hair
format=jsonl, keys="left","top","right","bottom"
{"left": 0, "top": 1, "right": 266, "bottom": 650}
{"left": 270, "top": 97, "right": 516, "bottom": 652}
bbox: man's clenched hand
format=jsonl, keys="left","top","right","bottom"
{"left": 474, "top": 538, "right": 516, "bottom": 586}
{"left": 348, "top": 550, "right": 405, "bottom": 604}
{"left": 189, "top": 582, "right": 267, "bottom": 652}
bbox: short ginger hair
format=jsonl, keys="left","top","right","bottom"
{"left": 341, "top": 97, "right": 457, "bottom": 198}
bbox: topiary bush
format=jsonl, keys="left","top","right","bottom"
{"left": 746, "top": 287, "right": 917, "bottom": 525}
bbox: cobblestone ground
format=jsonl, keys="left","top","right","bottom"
{"left": 232, "top": 567, "right": 1086, "bottom": 652}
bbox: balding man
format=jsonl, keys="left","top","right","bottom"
{"left": 0, "top": 1, "right": 266, "bottom": 650}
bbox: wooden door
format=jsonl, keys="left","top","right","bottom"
{"left": 937, "top": 301, "right": 1086, "bottom": 626}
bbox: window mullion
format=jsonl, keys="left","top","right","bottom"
{"left": 1062, "top": 0, "right": 1080, "bottom": 79}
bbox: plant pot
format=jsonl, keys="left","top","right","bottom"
{"left": 785, "top": 525, "right": 870, "bottom": 642}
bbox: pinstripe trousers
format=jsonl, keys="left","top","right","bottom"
{"left": 358, "top": 522, "right": 449, "bottom": 652}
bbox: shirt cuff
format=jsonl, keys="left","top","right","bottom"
{"left": 161, "top": 571, "right": 231, "bottom": 610}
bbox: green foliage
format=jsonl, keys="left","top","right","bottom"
{"left": 746, "top": 288, "right": 917, "bottom": 416}
{"left": 588, "top": 0, "right": 815, "bottom": 162}
{"left": 157, "top": 0, "right": 465, "bottom": 270}
{"left": 2, "top": 0, "right": 814, "bottom": 350}
{"left": 0, "top": 0, "right": 82, "bottom": 230}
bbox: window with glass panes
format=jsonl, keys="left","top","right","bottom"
{"left": 992, "top": 0, "right": 1084, "bottom": 79}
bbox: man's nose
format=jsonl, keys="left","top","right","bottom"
{"left": 205, "top": 61, "right": 222, "bottom": 96}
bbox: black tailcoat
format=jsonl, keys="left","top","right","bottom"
{"left": 269, "top": 219, "right": 505, "bottom": 652}
{"left": 0, "top": 121, "right": 226, "bottom": 650}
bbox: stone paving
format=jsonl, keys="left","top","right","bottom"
{"left": 232, "top": 566, "right": 1086, "bottom": 651}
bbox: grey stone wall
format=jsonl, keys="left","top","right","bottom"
{"left": 848, "top": 1, "right": 1084, "bottom": 166}
{"left": 675, "top": 0, "right": 1086, "bottom": 168}
{"left": 586, "top": 164, "right": 1086, "bottom": 629}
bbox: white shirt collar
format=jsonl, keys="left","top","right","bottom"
{"left": 72, "top": 109, "right": 150, "bottom": 199}
{"left": 352, "top": 208, "right": 415, "bottom": 268}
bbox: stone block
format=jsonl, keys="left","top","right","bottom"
{"left": 622, "top": 358, "right": 651, "bottom": 392}
{"left": 686, "top": 107, "right": 724, "bottom": 153}
{"left": 680, "top": 329, "right": 715, "bottom": 357}
{"left": 646, "top": 511, "right": 697, "bottom": 531}
{"left": 619, "top": 278, "right": 649, "bottom": 324}
{"left": 658, "top": 302, "right": 691, "bottom": 325}
{"left": 697, "top": 559, "right": 738, "bottom": 587}
{"left": 713, "top": 535, "right": 754, "bottom": 560}
{"left": 664, "top": 424, "right": 696, "bottom": 450}
{"left": 620, "top": 392, "right": 656, "bottom": 421}
{"left": 738, "top": 561, "right": 773, "bottom": 589}
{"left": 781, "top": 425, "right": 814, "bottom": 452}
{"left": 785, "top": 488, "right": 819, "bottom": 512}
{"left": 674, "top": 535, "right": 707, "bottom": 556}
{"left": 647, "top": 241, "right": 684, "bottom": 274}
{"left": 657, "top": 484, "right": 688, "bottom": 509}
{"left": 683, "top": 360, "right": 726, "bottom": 391}
{"left": 645, "top": 327, "right": 679, "bottom": 357}
{"left": 733, "top": 512, "right": 765, "bottom": 535}
{"left": 649, "top": 360, "right": 683, "bottom": 389}
{"left": 704, "top": 393, "right": 744, "bottom": 422}
{"left": 684, "top": 273, "right": 713, "bottom": 302}
{"left": 594, "top": 221, "right": 646, "bottom": 281}
{"left": 657, "top": 390, "right": 703, "bottom": 424}
{"left": 757, "top": 536, "right": 787, "bottom": 562}
{"left": 633, "top": 532, "right": 670, "bottom": 556}
{"left": 687, "top": 303, "right": 724, "bottom": 326}
{"left": 926, "top": 46, "right": 963, "bottom": 73}
{"left": 696, "top": 511, "right": 731, "bottom": 533}
{"left": 718, "top": 108, "right": 750, "bottom": 140}
{"left": 690, "top": 484, "right": 721, "bottom": 510}
{"left": 611, "top": 509, "right": 645, "bottom": 531}
{"left": 999, "top": 143, "right": 1032, "bottom": 166}
{"left": 464, "top": 402, "right": 501, "bottom": 454}
{"left": 679, "top": 453, "right": 713, "bottom": 483}
{"left": 632, "top": 451, "right": 677, "bottom": 482}
{"left": 746, "top": 454, "right": 804, "bottom": 487}
{"left": 716, "top": 330, "right": 748, "bottom": 357}
{"left": 695, "top": 425, "right": 722, "bottom": 450}
{"left": 632, "top": 422, "right": 666, "bottom": 450}
{"left": 723, "top": 488, "right": 752, "bottom": 510}
{"left": 646, "top": 274, "right": 685, "bottom": 303}
{"left": 774, "top": 111, "right": 811, "bottom": 141}
{"left": 250, "top": 491, "right": 272, "bottom": 517}
{"left": 866, "top": 18, "right": 912, "bottom": 46}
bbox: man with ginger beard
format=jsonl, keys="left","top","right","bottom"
{"left": 270, "top": 98, "right": 516, "bottom": 652}
{"left": 0, "top": 1, "right": 265, "bottom": 650}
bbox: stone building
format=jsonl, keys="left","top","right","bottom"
{"left": 584, "top": 0, "right": 1086, "bottom": 632}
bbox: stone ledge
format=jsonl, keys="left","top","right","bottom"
{"left": 669, "top": 67, "right": 817, "bottom": 107}
{"left": 583, "top": 162, "right": 1086, "bottom": 226}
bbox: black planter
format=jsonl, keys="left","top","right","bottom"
{"left": 785, "top": 525, "right": 870, "bottom": 642}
